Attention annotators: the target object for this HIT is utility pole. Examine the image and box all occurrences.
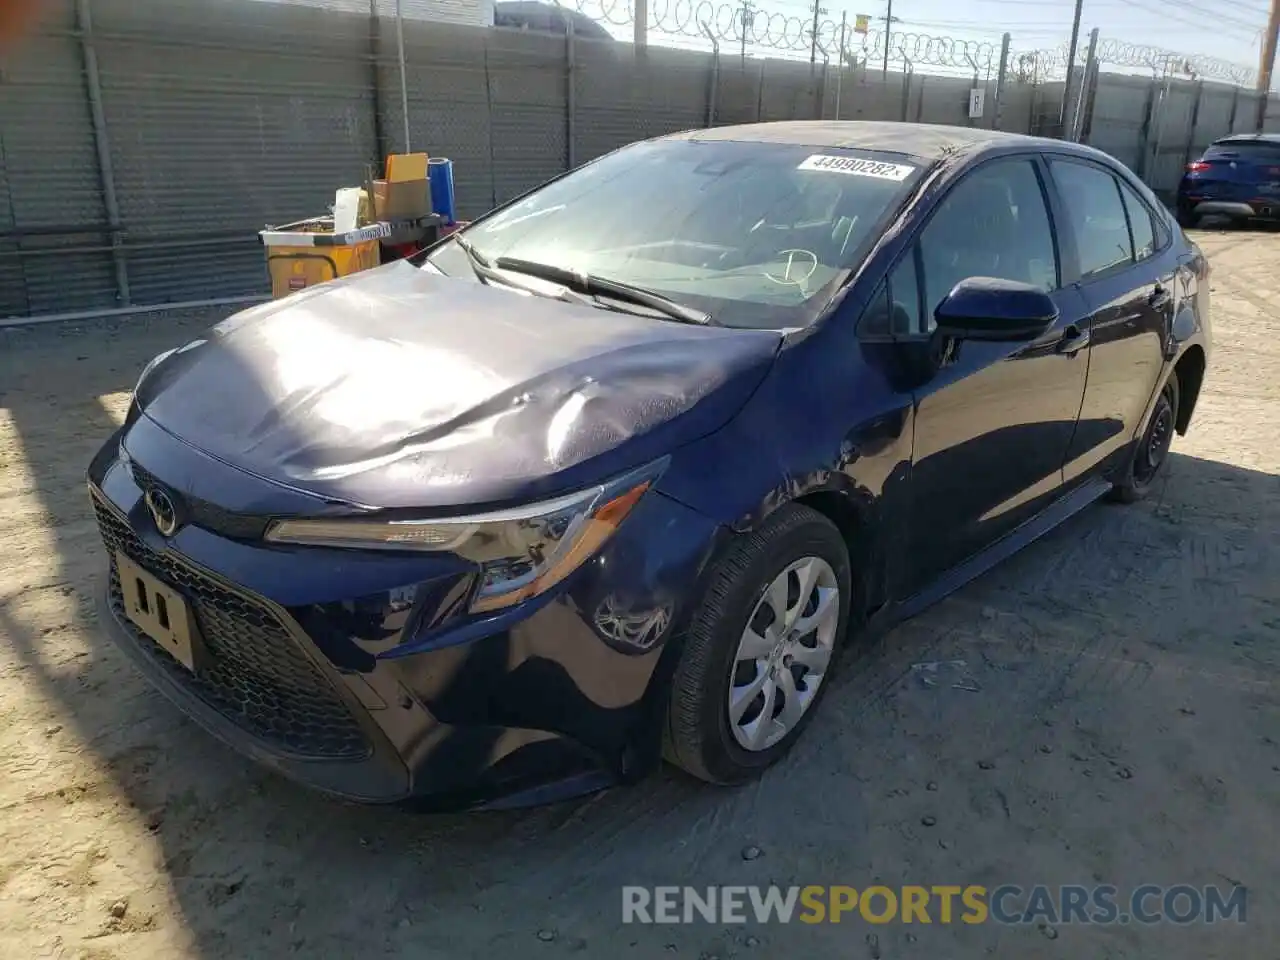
[810,0,826,65]
[882,0,894,77]
[1059,0,1085,129]
[395,0,410,151]
[739,0,756,63]
[1259,0,1279,99]
[635,0,647,47]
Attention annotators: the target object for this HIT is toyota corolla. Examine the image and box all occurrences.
[88,121,1211,809]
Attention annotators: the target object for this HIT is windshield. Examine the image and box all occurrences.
[425,138,924,329]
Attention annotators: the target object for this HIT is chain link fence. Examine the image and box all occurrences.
[1,0,1277,320]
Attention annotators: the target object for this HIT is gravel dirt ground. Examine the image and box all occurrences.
[1,228,1278,960]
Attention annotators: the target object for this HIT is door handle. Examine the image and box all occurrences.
[1057,325,1090,356]
[1149,285,1172,310]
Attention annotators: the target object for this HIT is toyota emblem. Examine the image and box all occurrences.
[145,487,180,537]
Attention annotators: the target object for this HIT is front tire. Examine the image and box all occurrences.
[664,504,852,785]
[1110,376,1179,504]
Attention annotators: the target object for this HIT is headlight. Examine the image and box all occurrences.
[264,460,665,613]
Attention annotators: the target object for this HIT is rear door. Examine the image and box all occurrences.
[1046,157,1175,482]
[1184,138,1280,210]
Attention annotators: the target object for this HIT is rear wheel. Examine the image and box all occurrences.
[1176,204,1200,229]
[1110,376,1179,504]
[664,504,852,785]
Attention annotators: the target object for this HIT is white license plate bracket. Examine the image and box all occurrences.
[115,552,203,673]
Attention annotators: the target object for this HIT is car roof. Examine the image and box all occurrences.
[1211,133,1280,145]
[660,121,1064,162]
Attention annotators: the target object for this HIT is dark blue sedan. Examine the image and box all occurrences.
[89,122,1211,808]
[1178,133,1280,227]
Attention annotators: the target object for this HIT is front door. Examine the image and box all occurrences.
[900,156,1091,592]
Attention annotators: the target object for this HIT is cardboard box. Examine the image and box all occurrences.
[372,178,432,221]
[387,152,429,182]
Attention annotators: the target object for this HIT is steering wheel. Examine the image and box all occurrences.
[762,249,820,288]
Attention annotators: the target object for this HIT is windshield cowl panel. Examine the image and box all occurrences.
[427,139,925,330]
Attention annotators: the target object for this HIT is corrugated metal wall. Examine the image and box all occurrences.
[0,0,116,317]
[1,0,1278,320]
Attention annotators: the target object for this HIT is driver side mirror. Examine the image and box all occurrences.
[934,277,1058,342]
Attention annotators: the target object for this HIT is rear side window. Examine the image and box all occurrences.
[1049,160,1132,279]
[1118,182,1156,261]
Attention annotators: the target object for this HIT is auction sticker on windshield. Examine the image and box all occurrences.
[797,155,916,181]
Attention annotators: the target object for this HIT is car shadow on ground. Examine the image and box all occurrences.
[1,315,1278,958]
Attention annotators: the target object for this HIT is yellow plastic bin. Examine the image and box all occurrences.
[259,218,392,299]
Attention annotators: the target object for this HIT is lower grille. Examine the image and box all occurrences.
[94,495,370,762]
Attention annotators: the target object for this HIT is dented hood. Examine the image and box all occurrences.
[134,262,782,509]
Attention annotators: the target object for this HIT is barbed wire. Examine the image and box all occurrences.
[555,0,1257,86]
[557,0,1007,69]
[1095,39,1256,85]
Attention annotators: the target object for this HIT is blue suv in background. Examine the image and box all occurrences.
[1178,133,1280,227]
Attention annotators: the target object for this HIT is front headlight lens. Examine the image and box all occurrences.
[264,460,664,613]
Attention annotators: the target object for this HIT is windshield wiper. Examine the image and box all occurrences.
[452,234,497,284]
[452,236,594,307]
[492,256,713,325]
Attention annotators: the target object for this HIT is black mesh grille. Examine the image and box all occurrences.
[95,494,369,761]
[130,461,270,541]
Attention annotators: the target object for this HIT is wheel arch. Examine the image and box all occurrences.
[791,488,879,622]
[1172,344,1206,435]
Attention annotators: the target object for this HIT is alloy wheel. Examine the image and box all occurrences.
[727,556,840,752]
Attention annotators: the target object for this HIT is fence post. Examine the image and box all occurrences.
[483,46,497,208]
[899,63,912,121]
[566,18,577,169]
[368,0,389,164]
[1078,52,1100,144]
[756,58,765,121]
[816,55,828,119]
[1135,78,1157,182]
[74,0,130,307]
[993,33,1010,130]
[834,13,848,120]
[1069,28,1098,141]
[1227,84,1240,134]
[700,21,719,127]
[1181,79,1205,172]
[394,0,410,150]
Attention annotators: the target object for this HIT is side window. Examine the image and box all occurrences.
[1049,160,1134,278]
[888,251,924,335]
[918,159,1058,326]
[858,253,924,337]
[1118,181,1156,261]
[859,283,892,337]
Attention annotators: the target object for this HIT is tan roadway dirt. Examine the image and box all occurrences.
[1,227,1277,958]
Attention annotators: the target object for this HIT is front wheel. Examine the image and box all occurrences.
[1110,376,1179,504]
[664,504,852,785]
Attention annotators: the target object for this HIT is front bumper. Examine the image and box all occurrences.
[88,424,725,808]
